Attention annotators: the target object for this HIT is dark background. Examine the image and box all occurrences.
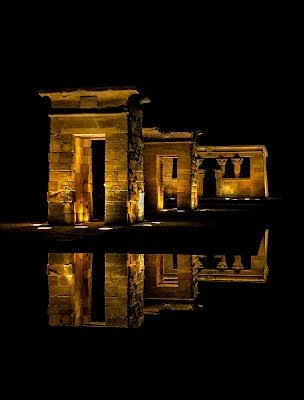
[2,3,297,221]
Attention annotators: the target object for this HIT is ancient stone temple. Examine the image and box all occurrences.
[40,86,269,225]
[39,86,145,225]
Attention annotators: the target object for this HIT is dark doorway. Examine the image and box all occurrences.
[203,169,216,197]
[91,252,105,322]
[202,158,217,198]
[92,140,105,220]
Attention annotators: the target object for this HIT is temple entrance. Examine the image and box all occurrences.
[92,140,105,220]
[157,156,178,210]
[40,87,144,225]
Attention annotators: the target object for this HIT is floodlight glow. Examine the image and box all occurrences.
[98,227,113,230]
[74,225,88,229]
[177,210,185,212]
[143,223,153,226]
[152,221,161,224]
[160,209,168,212]
[37,226,52,230]
[225,198,230,200]
[32,223,42,227]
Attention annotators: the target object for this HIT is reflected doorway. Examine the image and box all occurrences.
[91,252,105,323]
[92,140,105,220]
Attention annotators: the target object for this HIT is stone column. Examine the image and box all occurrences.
[104,127,129,225]
[156,156,164,210]
[198,169,206,198]
[214,169,223,197]
[231,156,243,178]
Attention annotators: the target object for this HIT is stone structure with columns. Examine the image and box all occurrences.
[197,145,268,199]
[39,87,269,225]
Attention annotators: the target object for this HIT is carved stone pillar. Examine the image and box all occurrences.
[216,157,228,175]
[231,156,243,178]
[198,169,206,198]
[214,169,223,197]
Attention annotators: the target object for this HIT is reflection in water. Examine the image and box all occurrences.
[47,229,269,328]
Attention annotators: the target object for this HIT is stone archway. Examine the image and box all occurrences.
[39,87,145,225]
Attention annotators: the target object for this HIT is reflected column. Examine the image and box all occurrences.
[105,254,144,328]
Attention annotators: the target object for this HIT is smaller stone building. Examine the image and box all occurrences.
[143,129,268,212]
[143,127,199,211]
[197,145,268,199]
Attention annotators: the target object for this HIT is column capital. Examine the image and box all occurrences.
[231,157,244,165]
[216,157,228,175]
[216,157,228,166]
[231,156,243,178]
[197,159,204,168]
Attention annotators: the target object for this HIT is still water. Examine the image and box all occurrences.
[6,216,288,330]
[1,205,296,331]
[46,229,268,328]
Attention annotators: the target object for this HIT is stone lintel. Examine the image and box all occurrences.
[39,87,140,110]
[198,145,268,158]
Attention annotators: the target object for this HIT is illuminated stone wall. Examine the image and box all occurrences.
[105,253,144,328]
[144,254,195,300]
[143,128,197,210]
[47,253,93,326]
[197,145,268,198]
[40,87,144,225]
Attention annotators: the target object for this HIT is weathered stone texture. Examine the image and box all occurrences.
[143,141,193,210]
[105,253,144,328]
[47,253,93,326]
[197,145,268,198]
[41,87,144,225]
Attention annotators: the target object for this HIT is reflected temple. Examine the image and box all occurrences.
[47,230,268,328]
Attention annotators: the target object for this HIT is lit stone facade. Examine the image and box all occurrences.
[143,128,199,210]
[40,88,269,225]
[39,87,145,225]
[197,145,269,199]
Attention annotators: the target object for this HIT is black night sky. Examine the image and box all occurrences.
[2,4,297,221]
